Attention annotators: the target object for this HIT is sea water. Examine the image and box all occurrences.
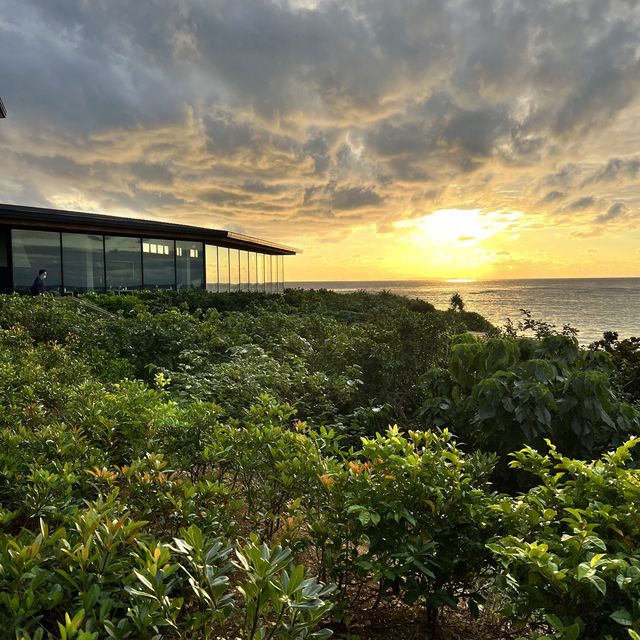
[288,278,640,345]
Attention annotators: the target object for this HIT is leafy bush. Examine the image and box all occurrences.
[420,334,640,465]
[4,290,640,638]
[307,427,498,624]
[0,512,334,639]
[488,438,640,639]
[592,332,640,405]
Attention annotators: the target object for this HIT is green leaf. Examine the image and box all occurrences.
[610,609,633,626]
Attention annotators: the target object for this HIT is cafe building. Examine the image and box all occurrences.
[0,203,298,294]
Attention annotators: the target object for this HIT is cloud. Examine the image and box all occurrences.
[540,190,565,204]
[2,0,640,250]
[595,202,628,224]
[566,196,596,211]
[540,165,579,190]
[583,157,640,185]
[331,186,383,210]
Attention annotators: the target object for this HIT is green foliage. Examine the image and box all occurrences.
[592,332,640,405]
[421,333,639,463]
[449,292,465,313]
[2,289,639,638]
[488,438,640,639]
[235,535,335,640]
[312,427,497,622]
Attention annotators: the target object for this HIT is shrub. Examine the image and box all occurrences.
[489,438,640,639]
[310,427,498,625]
[420,334,640,467]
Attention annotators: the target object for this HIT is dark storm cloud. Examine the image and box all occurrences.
[567,196,596,211]
[584,157,640,185]
[441,104,512,158]
[540,165,579,190]
[551,21,640,135]
[540,190,565,204]
[2,0,640,239]
[595,202,628,224]
[331,186,383,211]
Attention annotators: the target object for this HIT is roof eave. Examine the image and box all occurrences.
[0,203,300,255]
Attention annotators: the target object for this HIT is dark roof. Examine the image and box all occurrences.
[0,203,300,255]
[0,98,6,118]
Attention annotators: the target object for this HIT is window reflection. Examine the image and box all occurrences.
[205,244,218,292]
[62,233,105,293]
[142,238,175,289]
[176,240,204,290]
[11,229,62,293]
[239,250,249,292]
[218,247,230,292]
[257,253,265,292]
[229,248,240,292]
[247,251,258,291]
[266,255,273,293]
[106,236,142,291]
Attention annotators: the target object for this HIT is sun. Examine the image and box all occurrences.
[394,209,521,247]
[389,208,523,279]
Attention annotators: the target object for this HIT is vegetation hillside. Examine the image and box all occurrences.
[0,290,639,640]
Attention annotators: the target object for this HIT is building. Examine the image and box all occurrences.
[0,203,299,294]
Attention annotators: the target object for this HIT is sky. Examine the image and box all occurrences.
[2,0,640,281]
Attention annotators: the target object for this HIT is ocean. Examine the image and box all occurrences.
[288,278,640,345]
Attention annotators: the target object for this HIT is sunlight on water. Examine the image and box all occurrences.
[289,278,640,345]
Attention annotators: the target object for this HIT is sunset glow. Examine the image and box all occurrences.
[1,1,640,281]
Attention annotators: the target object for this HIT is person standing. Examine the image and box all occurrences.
[29,269,47,295]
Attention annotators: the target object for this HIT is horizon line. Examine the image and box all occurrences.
[287,275,640,283]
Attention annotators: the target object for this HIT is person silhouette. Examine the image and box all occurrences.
[29,269,47,295]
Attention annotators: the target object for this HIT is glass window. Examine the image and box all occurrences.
[62,233,105,293]
[239,250,249,292]
[105,236,142,291]
[176,240,203,290]
[248,252,257,292]
[218,247,230,292]
[266,255,273,294]
[257,253,265,293]
[11,229,62,293]
[205,244,218,292]
[143,238,175,289]
[275,255,281,293]
[0,228,8,268]
[229,248,240,292]
[281,255,286,292]
[273,255,279,293]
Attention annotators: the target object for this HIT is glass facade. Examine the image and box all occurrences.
[205,244,217,292]
[229,248,240,292]
[266,255,273,293]
[280,256,285,293]
[106,236,142,291]
[8,227,288,295]
[218,247,230,292]
[62,233,105,293]
[248,252,256,292]
[12,230,62,293]
[257,253,265,293]
[239,250,249,292]
[176,241,204,290]
[142,238,175,289]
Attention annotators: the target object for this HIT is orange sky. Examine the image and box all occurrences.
[2,0,640,281]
